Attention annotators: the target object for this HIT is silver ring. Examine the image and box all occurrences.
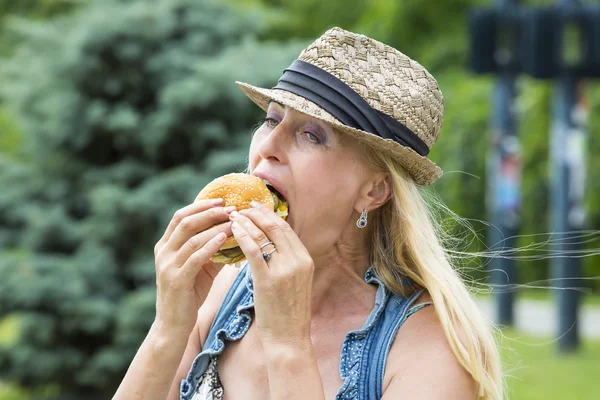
[262,247,277,261]
[260,241,275,250]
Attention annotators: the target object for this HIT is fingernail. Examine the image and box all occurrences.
[250,201,261,208]
[230,211,239,219]
[212,198,224,205]
[224,206,237,213]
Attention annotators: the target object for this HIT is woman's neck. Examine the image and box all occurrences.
[310,247,375,317]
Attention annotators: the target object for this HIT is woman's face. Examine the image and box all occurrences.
[248,101,373,258]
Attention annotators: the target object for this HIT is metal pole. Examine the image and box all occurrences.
[551,0,587,352]
[488,0,520,326]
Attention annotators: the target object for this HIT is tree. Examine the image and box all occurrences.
[0,0,78,162]
[0,0,303,397]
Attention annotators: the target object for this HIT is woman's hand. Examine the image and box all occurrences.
[153,199,236,336]
[229,202,314,347]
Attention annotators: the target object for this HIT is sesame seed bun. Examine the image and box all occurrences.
[195,173,276,264]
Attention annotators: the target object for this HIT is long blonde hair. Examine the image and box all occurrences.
[362,145,503,399]
[244,121,502,398]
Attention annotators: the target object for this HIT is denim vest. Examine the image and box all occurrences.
[180,263,426,399]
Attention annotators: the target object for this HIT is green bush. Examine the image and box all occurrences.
[0,0,302,397]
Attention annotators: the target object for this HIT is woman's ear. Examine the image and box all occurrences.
[356,172,392,212]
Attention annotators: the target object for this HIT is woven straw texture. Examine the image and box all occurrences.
[236,27,444,185]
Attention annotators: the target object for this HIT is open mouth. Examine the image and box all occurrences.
[260,179,289,220]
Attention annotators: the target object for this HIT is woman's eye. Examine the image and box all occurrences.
[303,131,321,144]
[264,117,279,128]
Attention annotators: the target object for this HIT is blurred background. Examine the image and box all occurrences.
[0,0,599,399]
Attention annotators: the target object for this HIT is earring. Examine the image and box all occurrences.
[356,208,368,229]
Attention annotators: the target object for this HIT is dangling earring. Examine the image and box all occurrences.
[356,208,368,229]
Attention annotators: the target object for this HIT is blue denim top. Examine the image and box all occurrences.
[180,263,426,399]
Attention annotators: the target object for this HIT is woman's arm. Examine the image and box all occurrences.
[112,263,242,400]
[111,200,238,400]
[381,304,478,399]
[112,321,193,400]
[263,340,326,400]
[228,205,327,399]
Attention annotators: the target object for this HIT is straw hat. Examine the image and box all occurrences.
[236,27,444,185]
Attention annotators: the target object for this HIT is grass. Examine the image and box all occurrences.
[500,328,600,400]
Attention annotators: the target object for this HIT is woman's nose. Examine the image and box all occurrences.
[256,122,290,163]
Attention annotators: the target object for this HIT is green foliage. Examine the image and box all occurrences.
[0,315,19,345]
[0,0,76,56]
[0,0,302,397]
[0,106,22,159]
[512,78,553,284]
[584,82,600,281]
[248,0,368,40]
[0,1,78,162]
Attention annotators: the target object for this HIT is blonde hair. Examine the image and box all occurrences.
[243,120,502,398]
[362,145,503,399]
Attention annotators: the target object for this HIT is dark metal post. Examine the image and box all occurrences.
[488,0,520,326]
[551,0,588,352]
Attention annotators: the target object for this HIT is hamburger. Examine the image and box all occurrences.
[195,173,289,264]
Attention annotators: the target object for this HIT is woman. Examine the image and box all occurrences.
[113,27,502,399]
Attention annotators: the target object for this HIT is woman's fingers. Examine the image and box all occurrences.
[178,232,228,284]
[238,202,294,251]
[166,205,236,251]
[230,219,269,277]
[230,210,271,244]
[230,205,315,347]
[174,221,233,267]
[155,199,224,255]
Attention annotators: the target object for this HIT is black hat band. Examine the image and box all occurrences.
[272,59,430,157]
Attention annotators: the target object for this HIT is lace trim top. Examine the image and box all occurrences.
[190,356,223,400]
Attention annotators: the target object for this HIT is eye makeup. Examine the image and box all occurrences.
[264,102,334,146]
[265,112,282,122]
[303,121,328,144]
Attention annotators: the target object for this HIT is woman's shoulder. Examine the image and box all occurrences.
[195,263,244,348]
[382,292,478,398]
